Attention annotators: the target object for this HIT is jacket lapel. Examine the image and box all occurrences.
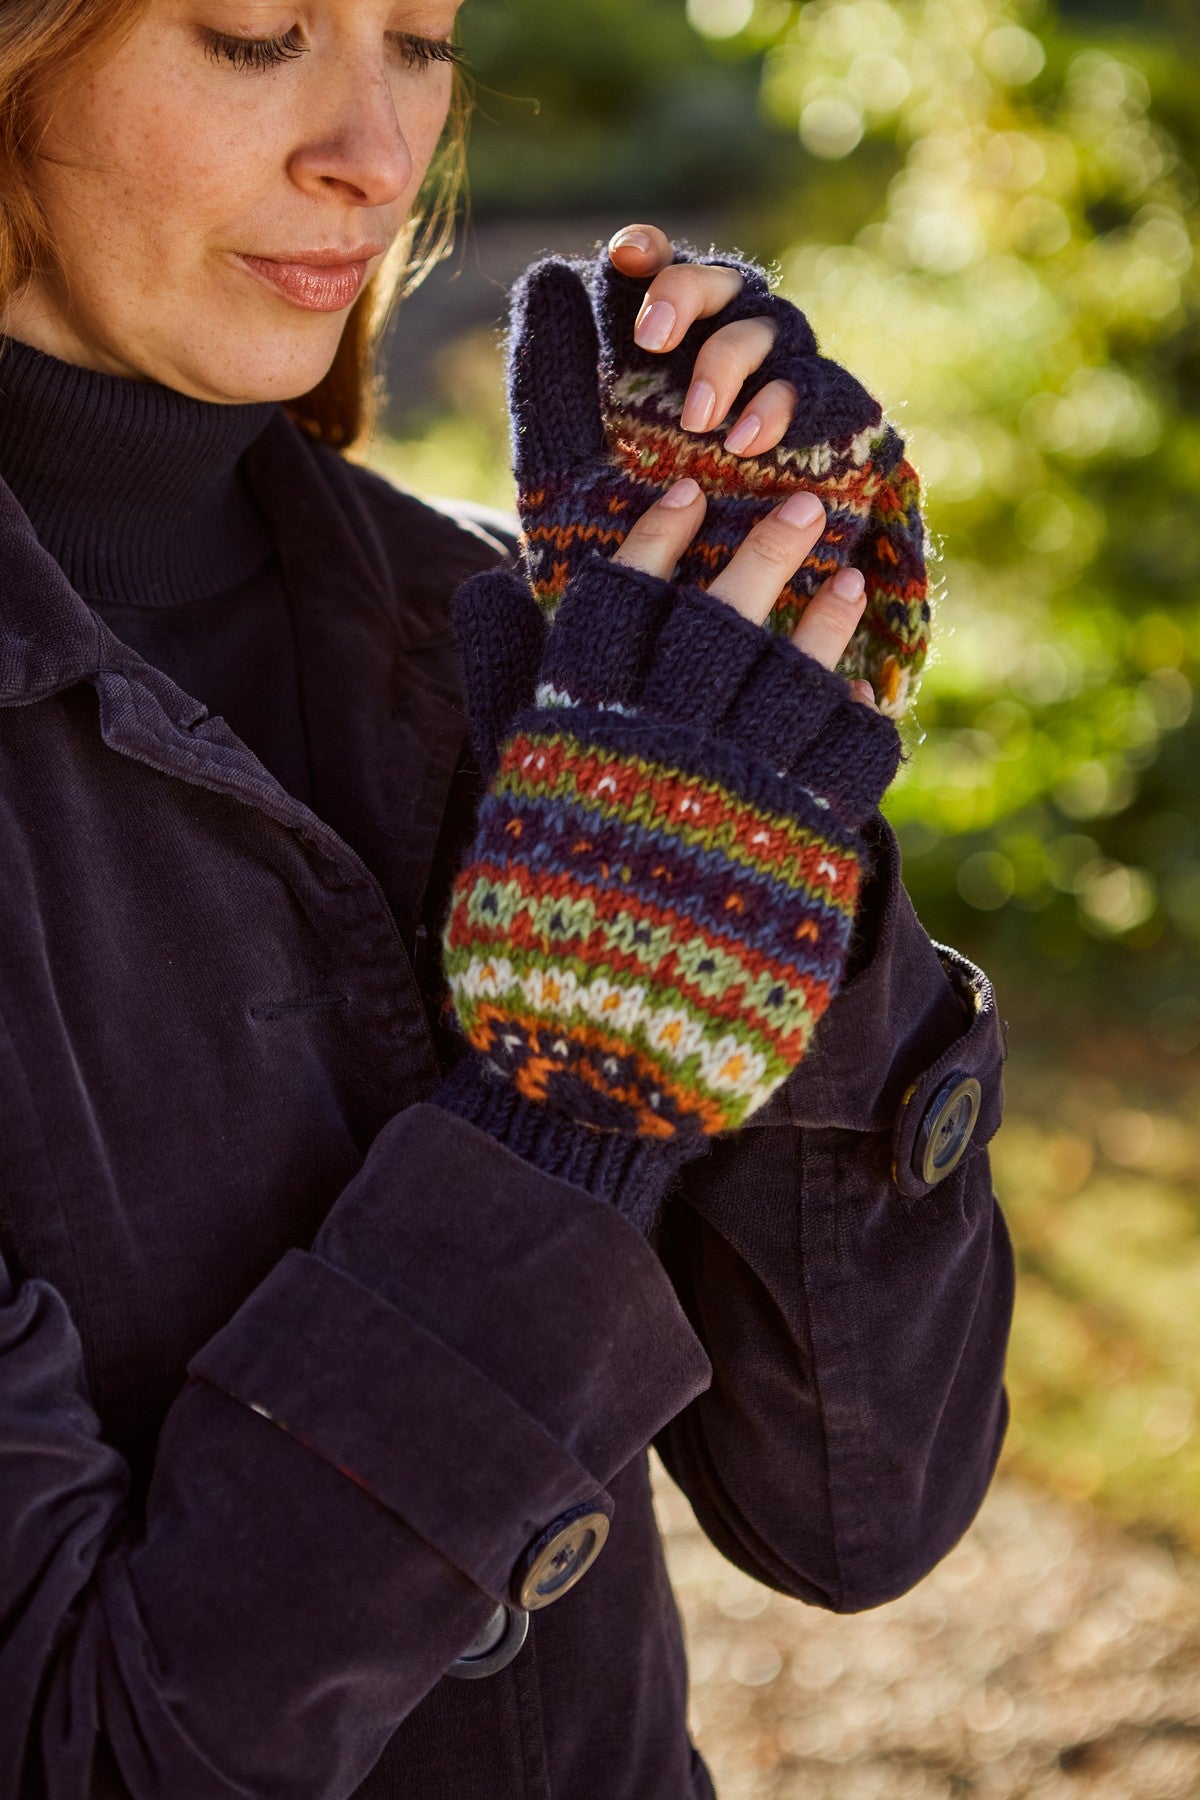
[0,414,498,950]
[241,417,496,943]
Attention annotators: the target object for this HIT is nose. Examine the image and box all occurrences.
[289,59,414,210]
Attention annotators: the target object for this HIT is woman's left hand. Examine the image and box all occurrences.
[608,221,797,456]
[607,222,876,709]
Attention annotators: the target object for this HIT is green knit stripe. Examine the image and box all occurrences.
[495,733,858,907]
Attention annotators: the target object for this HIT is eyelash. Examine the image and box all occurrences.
[200,26,464,74]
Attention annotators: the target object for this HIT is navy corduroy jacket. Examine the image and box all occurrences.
[0,410,1014,1799]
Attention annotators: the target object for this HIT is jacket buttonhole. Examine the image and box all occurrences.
[249,992,350,1023]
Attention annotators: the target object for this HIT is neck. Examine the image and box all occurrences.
[0,334,280,607]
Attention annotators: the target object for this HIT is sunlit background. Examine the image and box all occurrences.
[367,1,1200,1788]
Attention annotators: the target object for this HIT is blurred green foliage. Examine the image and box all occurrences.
[992,1032,1200,1549]
[454,0,793,217]
[730,0,1200,1040]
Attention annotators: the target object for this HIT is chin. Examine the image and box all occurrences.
[176,326,344,408]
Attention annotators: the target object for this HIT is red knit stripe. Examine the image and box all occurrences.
[497,734,860,901]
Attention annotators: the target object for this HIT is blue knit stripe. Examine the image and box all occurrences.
[468,790,855,974]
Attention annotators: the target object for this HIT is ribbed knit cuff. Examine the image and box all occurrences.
[432,1056,701,1234]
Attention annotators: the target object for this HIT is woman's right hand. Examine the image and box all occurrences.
[612,473,877,708]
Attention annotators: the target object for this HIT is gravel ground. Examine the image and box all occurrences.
[653,1464,1200,1799]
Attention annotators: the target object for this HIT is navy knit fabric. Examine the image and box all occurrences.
[0,336,313,803]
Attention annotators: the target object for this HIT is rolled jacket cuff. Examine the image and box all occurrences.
[192,1104,712,1600]
[189,1249,599,1602]
[784,819,1005,1138]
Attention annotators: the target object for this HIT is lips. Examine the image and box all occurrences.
[234,248,384,313]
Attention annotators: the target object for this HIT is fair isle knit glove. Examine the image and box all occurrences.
[508,244,930,718]
[436,553,902,1232]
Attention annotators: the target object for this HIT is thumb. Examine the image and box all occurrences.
[452,563,547,783]
[507,258,605,487]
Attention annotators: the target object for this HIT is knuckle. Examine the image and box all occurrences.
[733,315,780,351]
[626,522,672,547]
[819,587,865,621]
[747,524,802,569]
[761,377,797,410]
[698,319,775,373]
[695,333,757,384]
[627,516,674,544]
[724,319,779,362]
[626,506,690,547]
[648,266,700,308]
[705,265,748,307]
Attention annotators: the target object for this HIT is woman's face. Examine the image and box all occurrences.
[4,0,462,402]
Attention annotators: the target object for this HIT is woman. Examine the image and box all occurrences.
[0,3,1013,1797]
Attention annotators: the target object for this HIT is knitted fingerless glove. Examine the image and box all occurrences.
[509,244,930,718]
[440,555,901,1189]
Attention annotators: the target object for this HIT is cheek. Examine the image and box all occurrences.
[38,61,269,278]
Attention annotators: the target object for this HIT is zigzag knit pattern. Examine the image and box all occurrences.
[444,556,902,1141]
[508,246,930,718]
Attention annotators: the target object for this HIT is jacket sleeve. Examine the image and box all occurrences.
[0,1104,709,1799]
[653,817,1014,1613]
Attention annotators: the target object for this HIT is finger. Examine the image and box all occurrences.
[790,567,868,672]
[707,492,827,627]
[631,263,746,355]
[508,259,604,481]
[722,379,800,457]
[607,222,676,279]
[611,477,708,581]
[849,679,877,709]
[679,317,779,433]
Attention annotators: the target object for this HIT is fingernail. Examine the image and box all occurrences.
[610,228,651,253]
[780,491,824,530]
[680,380,716,432]
[661,477,702,509]
[832,567,865,601]
[634,300,676,351]
[723,414,761,455]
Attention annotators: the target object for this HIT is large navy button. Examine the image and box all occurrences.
[446,1604,530,1680]
[913,1074,982,1185]
[513,1506,610,1611]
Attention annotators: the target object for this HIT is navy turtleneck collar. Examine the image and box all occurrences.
[0,335,281,608]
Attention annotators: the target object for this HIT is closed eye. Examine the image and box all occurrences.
[199,27,464,74]
[199,26,307,71]
[391,32,465,70]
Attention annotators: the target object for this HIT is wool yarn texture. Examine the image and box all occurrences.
[503,243,931,719]
[444,553,902,1142]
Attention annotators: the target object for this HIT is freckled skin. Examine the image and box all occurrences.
[4,1,460,402]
